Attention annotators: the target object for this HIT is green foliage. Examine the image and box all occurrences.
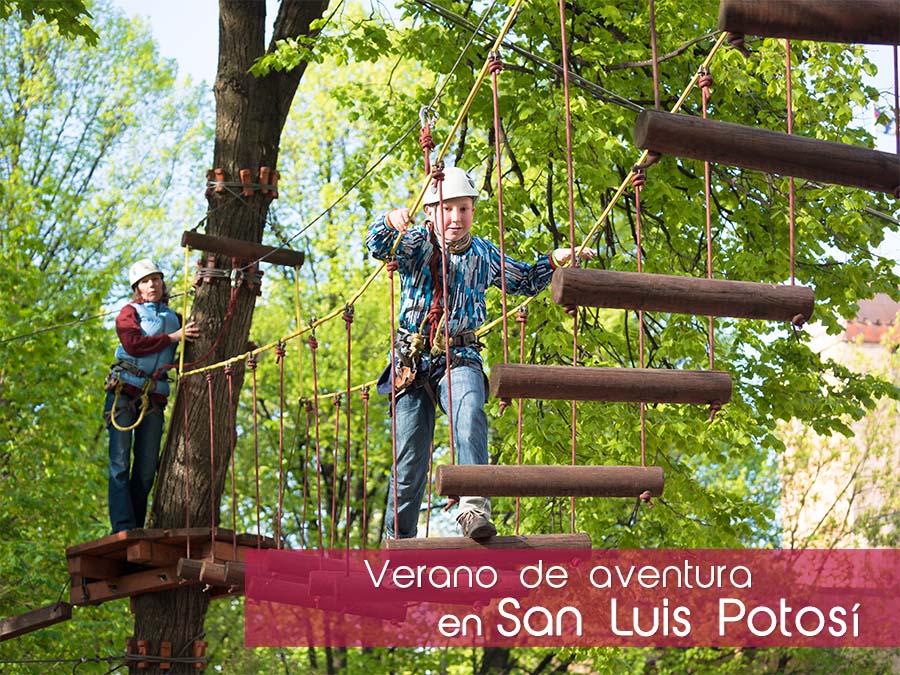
[0,1,209,668]
[0,0,97,44]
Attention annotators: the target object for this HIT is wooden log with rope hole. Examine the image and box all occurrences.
[552,267,814,325]
[634,109,900,195]
[435,465,665,499]
[181,230,304,268]
[718,0,900,46]
[490,364,733,405]
[384,533,592,551]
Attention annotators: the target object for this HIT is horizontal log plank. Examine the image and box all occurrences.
[634,110,900,195]
[489,364,733,405]
[436,465,665,498]
[552,268,814,323]
[0,603,72,642]
[182,230,304,268]
[383,533,592,550]
[719,0,900,45]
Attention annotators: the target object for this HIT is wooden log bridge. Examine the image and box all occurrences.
[634,110,900,195]
[1,603,72,642]
[719,0,900,46]
[490,364,733,406]
[435,465,664,499]
[384,533,592,551]
[181,230,305,267]
[552,267,814,324]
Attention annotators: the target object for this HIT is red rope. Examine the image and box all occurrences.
[490,52,512,364]
[420,123,436,178]
[343,307,354,551]
[700,69,716,371]
[330,394,342,549]
[387,260,400,540]
[205,372,216,554]
[225,365,237,557]
[633,173,648,469]
[275,342,286,548]
[182,378,192,557]
[786,39,796,286]
[558,0,579,533]
[301,399,312,549]
[360,387,370,550]
[425,439,435,537]
[432,164,457,467]
[308,334,324,550]
[248,355,261,548]
[894,46,899,156]
[649,0,661,110]
[514,307,527,535]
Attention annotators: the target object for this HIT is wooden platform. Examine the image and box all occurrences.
[66,527,275,606]
[383,533,592,550]
[1,603,72,642]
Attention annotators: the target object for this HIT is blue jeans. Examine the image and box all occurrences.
[105,390,165,533]
[386,363,491,538]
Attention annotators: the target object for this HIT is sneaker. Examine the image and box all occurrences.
[457,511,497,539]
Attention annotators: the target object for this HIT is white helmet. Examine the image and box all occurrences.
[129,259,163,288]
[422,166,479,205]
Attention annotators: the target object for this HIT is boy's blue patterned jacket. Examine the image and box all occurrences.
[366,214,555,367]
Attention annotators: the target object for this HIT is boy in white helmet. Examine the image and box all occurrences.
[367,166,592,539]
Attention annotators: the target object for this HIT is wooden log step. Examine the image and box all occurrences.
[490,364,733,405]
[634,110,900,195]
[552,268,814,324]
[1,602,72,642]
[384,533,592,550]
[177,559,245,589]
[182,230,304,268]
[435,465,664,499]
[719,0,900,46]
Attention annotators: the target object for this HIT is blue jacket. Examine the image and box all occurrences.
[114,301,179,396]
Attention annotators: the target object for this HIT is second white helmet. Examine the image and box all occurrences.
[129,259,163,288]
[422,166,479,206]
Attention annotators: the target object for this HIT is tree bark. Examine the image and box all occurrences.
[131,1,328,672]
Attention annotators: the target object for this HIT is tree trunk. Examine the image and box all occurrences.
[131,1,328,672]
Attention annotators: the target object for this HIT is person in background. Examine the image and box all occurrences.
[366,167,594,540]
[104,259,199,533]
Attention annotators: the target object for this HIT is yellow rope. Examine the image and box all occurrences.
[108,380,152,432]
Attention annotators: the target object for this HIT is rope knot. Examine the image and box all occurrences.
[431,161,445,186]
[488,52,504,74]
[308,335,318,351]
[360,386,370,402]
[726,31,750,56]
[247,354,258,370]
[697,68,714,92]
[516,307,528,324]
[631,168,647,191]
[791,313,807,328]
[708,401,722,422]
[275,342,286,361]
[333,394,342,408]
[204,372,214,384]
[386,259,399,273]
[640,490,654,508]
[224,364,233,378]
[498,397,511,415]
[343,305,355,325]
[418,126,435,152]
